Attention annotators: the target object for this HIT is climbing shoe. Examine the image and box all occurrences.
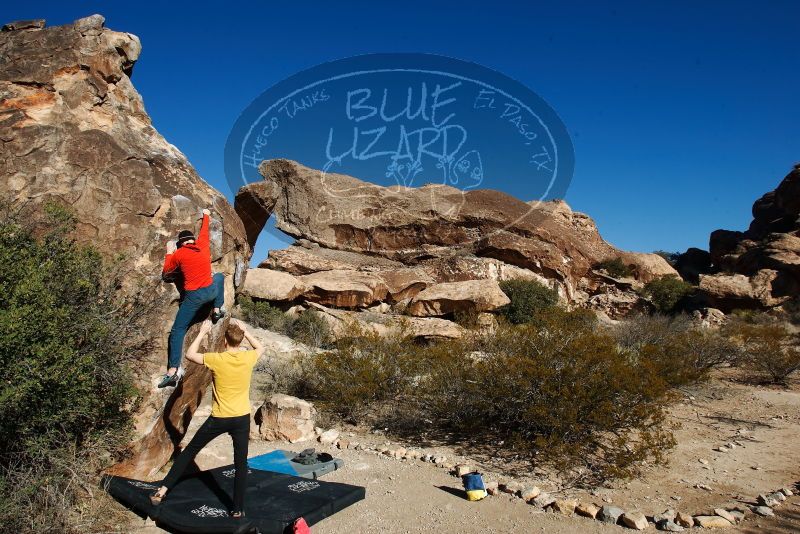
[211,308,226,324]
[157,367,185,389]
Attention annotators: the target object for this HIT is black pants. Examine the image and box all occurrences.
[162,414,250,513]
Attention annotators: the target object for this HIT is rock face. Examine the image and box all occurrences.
[255,394,316,443]
[407,279,510,316]
[235,159,677,318]
[0,16,250,478]
[241,268,306,301]
[696,165,800,312]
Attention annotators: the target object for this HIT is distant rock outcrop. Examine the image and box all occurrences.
[235,159,677,318]
[697,165,800,311]
[0,16,250,478]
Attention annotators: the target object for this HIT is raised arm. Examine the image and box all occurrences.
[195,209,211,249]
[235,319,264,358]
[186,319,213,365]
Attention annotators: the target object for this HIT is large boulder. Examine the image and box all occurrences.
[255,394,316,443]
[700,165,800,311]
[307,302,465,340]
[407,279,511,317]
[0,16,250,479]
[241,268,307,301]
[235,159,676,314]
[298,269,389,308]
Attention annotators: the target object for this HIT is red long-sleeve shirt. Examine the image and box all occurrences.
[162,214,213,291]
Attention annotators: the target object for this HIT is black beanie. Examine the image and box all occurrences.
[177,230,195,245]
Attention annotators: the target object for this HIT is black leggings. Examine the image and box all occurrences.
[161,414,250,513]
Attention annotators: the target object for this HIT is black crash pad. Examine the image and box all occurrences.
[102,464,365,533]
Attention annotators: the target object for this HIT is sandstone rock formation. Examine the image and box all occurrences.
[235,159,677,318]
[694,165,800,312]
[407,279,510,316]
[0,16,250,478]
[241,268,306,301]
[255,394,317,443]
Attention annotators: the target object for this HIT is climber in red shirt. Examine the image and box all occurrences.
[159,208,226,388]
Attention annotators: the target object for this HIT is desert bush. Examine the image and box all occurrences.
[641,275,694,313]
[420,308,675,482]
[498,278,559,324]
[724,319,800,385]
[286,311,330,347]
[596,257,633,278]
[297,323,421,420]
[237,297,330,347]
[613,314,735,386]
[0,202,151,532]
[299,307,680,483]
[237,296,290,332]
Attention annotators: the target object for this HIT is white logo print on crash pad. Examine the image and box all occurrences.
[191,505,229,518]
[288,481,320,493]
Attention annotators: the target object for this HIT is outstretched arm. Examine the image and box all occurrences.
[186,319,213,365]
[196,209,211,249]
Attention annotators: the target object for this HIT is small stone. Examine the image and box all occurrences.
[621,511,649,530]
[432,455,447,465]
[675,512,694,528]
[694,515,732,528]
[655,519,684,532]
[780,487,794,497]
[698,459,709,465]
[318,429,340,445]
[714,446,729,453]
[405,449,422,460]
[757,493,780,507]
[337,439,350,450]
[520,486,541,502]
[713,509,736,523]
[599,505,625,524]
[454,464,473,477]
[575,502,601,519]
[653,509,676,523]
[771,491,787,502]
[499,481,522,496]
[728,510,745,522]
[551,499,577,516]
[695,483,713,491]
[485,481,500,496]
[532,493,555,508]
[392,447,407,459]
[753,505,774,517]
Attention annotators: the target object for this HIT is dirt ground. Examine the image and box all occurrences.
[127,369,800,533]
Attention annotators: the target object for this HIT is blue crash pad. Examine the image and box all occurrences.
[248,450,343,479]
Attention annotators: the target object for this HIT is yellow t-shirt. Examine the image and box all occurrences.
[203,349,259,418]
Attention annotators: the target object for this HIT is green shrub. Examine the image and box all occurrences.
[614,314,735,387]
[238,296,290,332]
[724,319,800,385]
[287,311,330,347]
[420,309,675,482]
[641,276,694,313]
[298,308,680,483]
[498,279,559,324]
[0,202,150,532]
[297,323,421,420]
[596,257,633,278]
[237,297,330,347]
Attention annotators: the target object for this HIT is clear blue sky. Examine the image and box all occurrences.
[7,1,799,262]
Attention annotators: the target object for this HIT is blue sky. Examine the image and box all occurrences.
[6,1,798,263]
